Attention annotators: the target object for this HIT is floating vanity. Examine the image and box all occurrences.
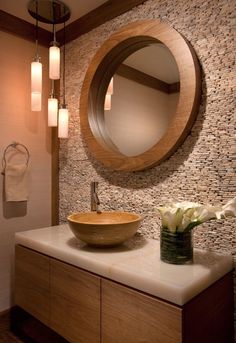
[14,225,234,343]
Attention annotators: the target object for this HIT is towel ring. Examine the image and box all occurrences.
[2,142,30,175]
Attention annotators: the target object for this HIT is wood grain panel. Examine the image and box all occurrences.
[50,259,100,343]
[102,279,182,343]
[14,246,233,343]
[14,246,50,326]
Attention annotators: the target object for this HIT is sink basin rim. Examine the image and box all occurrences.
[67,211,143,226]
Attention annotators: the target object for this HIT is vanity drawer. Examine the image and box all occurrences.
[15,245,50,326]
[50,259,100,343]
[102,279,182,343]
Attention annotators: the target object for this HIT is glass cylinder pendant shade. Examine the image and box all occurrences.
[48,97,58,126]
[31,60,42,93]
[31,92,41,111]
[31,59,42,111]
[104,94,111,110]
[58,107,69,138]
[49,45,60,79]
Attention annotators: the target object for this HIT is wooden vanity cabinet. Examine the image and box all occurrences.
[15,245,50,326]
[14,245,234,343]
[50,259,100,343]
[102,279,182,343]
[101,274,234,343]
[15,246,100,343]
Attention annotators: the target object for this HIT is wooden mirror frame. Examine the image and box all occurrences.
[80,20,201,172]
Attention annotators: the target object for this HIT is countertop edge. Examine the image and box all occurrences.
[15,225,234,306]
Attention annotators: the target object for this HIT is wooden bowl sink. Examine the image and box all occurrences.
[67,211,142,247]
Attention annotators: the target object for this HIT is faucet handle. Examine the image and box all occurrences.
[91,181,98,191]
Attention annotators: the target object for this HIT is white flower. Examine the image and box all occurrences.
[157,197,236,232]
[157,207,179,232]
[215,198,236,219]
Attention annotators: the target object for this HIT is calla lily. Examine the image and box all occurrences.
[216,198,236,219]
[157,197,236,232]
[157,207,178,232]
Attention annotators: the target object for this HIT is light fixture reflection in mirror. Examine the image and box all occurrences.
[104,78,114,110]
[104,44,180,157]
[107,77,113,95]
[104,94,112,110]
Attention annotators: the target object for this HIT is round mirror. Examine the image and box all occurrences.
[80,20,201,171]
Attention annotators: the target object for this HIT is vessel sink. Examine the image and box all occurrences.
[67,211,142,247]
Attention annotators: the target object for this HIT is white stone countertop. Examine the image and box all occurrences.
[15,224,233,306]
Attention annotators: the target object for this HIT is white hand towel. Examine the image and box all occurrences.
[4,163,29,202]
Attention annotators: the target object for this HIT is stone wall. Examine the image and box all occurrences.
[59,0,236,332]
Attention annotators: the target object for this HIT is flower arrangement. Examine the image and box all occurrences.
[157,197,236,233]
[157,197,236,264]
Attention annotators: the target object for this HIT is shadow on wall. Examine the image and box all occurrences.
[1,175,27,218]
[82,75,206,190]
[2,196,27,219]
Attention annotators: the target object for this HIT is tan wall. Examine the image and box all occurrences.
[0,31,52,311]
[105,75,179,156]
[58,0,235,333]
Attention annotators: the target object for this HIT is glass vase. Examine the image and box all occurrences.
[160,227,193,264]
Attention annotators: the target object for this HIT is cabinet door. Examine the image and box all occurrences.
[102,279,182,343]
[50,259,100,343]
[15,245,50,326]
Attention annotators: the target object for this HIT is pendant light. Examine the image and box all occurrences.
[31,0,42,111]
[49,23,60,80]
[48,80,58,126]
[28,0,71,120]
[31,92,42,111]
[58,21,69,138]
[48,3,59,126]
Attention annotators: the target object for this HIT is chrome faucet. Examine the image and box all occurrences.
[90,181,101,213]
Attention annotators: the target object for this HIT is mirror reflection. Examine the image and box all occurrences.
[103,44,180,157]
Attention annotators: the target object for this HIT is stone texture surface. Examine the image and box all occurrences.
[59,0,236,334]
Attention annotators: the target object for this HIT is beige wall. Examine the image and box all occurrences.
[0,31,52,311]
[105,75,179,156]
[59,0,235,332]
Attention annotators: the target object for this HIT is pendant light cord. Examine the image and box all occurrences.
[53,23,56,42]
[51,79,55,97]
[35,0,39,58]
[62,21,66,106]
[52,2,57,43]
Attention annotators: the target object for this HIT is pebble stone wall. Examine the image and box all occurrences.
[59,0,236,333]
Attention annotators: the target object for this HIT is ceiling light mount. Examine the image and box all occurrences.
[28,0,71,24]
